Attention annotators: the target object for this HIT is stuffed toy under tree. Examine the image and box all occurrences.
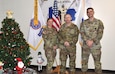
[0,10,32,70]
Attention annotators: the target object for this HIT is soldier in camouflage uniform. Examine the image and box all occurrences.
[58,14,79,74]
[80,8,104,74]
[42,18,58,74]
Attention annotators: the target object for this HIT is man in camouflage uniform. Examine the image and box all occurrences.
[58,14,79,74]
[42,18,58,74]
[80,7,104,74]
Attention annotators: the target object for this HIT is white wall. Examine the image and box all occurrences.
[91,0,115,71]
[0,0,115,71]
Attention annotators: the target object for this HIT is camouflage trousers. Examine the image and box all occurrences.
[44,47,56,70]
[59,44,76,72]
[81,46,102,73]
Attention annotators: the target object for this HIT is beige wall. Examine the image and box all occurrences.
[91,0,115,70]
[0,0,115,70]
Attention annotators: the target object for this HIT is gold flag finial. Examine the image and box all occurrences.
[34,0,38,25]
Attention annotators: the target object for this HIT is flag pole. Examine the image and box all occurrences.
[34,0,38,25]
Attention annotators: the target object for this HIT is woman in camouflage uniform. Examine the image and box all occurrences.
[42,18,58,74]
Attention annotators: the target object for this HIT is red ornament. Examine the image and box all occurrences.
[28,62,31,65]
[13,32,17,34]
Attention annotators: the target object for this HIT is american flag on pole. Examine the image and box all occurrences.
[49,0,61,31]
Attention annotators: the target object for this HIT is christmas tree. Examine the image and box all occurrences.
[0,11,32,70]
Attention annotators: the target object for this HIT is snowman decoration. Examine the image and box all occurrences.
[37,52,44,71]
[14,58,24,74]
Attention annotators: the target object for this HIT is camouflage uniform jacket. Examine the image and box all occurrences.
[80,18,104,48]
[58,23,79,46]
[42,26,58,48]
